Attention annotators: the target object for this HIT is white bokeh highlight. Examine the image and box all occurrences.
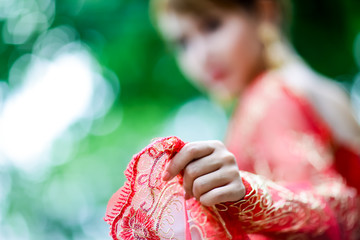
[0,44,118,173]
[162,97,228,142]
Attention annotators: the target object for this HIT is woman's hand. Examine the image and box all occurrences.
[163,140,246,206]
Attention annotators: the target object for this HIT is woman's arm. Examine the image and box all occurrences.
[216,171,359,239]
[222,79,360,238]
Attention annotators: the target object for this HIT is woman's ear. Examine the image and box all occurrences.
[255,0,281,24]
[256,0,289,70]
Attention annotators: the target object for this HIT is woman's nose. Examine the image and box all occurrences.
[191,37,212,68]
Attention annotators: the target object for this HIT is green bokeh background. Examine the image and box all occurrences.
[0,0,359,239]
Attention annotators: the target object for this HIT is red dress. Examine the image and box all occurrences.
[225,73,360,239]
[104,73,360,239]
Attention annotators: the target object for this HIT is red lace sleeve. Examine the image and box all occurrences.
[216,171,360,239]
[104,136,249,240]
[104,137,187,240]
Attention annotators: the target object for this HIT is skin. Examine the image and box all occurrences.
[163,140,245,206]
[158,7,266,101]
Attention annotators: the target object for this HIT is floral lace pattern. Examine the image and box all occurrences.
[104,137,246,240]
[104,137,187,240]
[104,134,360,239]
[119,208,160,240]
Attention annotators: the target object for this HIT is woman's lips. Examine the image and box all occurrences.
[209,69,228,82]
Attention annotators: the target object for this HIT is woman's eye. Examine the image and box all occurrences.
[202,17,222,33]
[178,37,188,49]
[171,36,188,52]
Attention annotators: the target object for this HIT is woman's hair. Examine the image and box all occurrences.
[151,0,255,16]
[150,0,291,33]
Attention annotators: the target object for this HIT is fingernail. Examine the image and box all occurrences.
[163,172,170,181]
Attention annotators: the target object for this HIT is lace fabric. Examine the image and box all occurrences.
[104,136,248,240]
[104,134,360,240]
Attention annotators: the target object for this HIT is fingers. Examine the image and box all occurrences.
[182,155,221,199]
[199,181,246,206]
[163,141,215,181]
[190,165,243,203]
[162,139,245,206]
[183,151,238,198]
[190,166,237,199]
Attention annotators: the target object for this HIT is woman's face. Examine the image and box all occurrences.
[158,8,266,99]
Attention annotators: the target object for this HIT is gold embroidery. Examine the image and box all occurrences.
[216,171,330,236]
[186,200,233,239]
[211,206,232,239]
[224,74,360,238]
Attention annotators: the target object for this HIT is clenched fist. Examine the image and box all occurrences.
[163,140,246,206]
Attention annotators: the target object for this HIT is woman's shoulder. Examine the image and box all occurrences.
[279,62,360,148]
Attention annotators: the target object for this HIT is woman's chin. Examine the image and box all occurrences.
[208,87,238,107]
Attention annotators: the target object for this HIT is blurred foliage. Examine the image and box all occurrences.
[291,0,360,80]
[0,0,359,239]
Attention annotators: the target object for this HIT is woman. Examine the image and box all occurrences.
[105,0,360,239]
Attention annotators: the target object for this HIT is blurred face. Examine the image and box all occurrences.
[158,8,266,100]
